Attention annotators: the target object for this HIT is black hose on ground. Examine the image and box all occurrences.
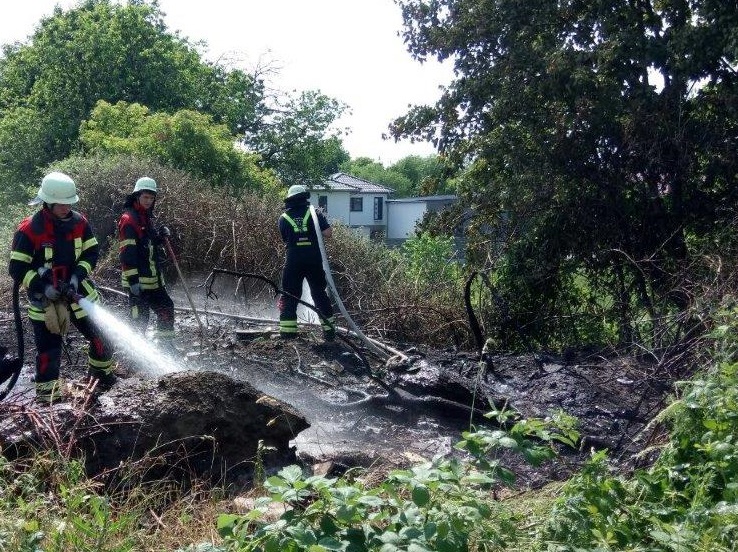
[0,279,25,401]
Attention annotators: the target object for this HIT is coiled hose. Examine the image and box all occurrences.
[0,279,25,401]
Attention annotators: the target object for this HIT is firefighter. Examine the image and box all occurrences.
[278,184,335,340]
[118,177,175,346]
[8,172,115,402]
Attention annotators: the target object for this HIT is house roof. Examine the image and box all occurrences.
[386,195,457,203]
[314,172,394,194]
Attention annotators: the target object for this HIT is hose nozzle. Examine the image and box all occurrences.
[57,282,82,303]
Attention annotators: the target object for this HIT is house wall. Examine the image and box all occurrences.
[313,191,388,229]
[312,191,351,223]
[386,202,427,239]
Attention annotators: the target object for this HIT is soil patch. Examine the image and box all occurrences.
[0,282,672,489]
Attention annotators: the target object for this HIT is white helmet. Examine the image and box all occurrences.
[29,172,79,206]
[286,184,309,199]
[134,177,157,193]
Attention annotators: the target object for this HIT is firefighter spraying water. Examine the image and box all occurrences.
[8,172,115,403]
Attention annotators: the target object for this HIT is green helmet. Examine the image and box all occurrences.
[134,177,157,193]
[286,184,309,199]
[29,172,79,206]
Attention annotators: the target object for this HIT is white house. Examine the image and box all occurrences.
[385,195,458,242]
[310,173,394,238]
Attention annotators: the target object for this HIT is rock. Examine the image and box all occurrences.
[0,370,309,486]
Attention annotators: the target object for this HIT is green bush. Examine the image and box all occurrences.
[542,302,738,551]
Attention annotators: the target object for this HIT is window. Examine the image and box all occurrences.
[318,195,328,213]
[350,197,363,212]
[373,197,384,221]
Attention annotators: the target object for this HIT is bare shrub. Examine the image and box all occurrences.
[327,225,469,347]
[55,154,285,288]
[5,154,470,347]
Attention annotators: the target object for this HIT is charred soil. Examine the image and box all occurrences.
[0,283,675,490]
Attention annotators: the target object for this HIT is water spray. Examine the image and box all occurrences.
[55,278,179,378]
[75,296,180,377]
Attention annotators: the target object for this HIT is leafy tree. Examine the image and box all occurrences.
[0,0,347,190]
[80,100,278,192]
[0,1,219,169]
[391,154,453,196]
[243,90,350,186]
[339,154,452,197]
[392,0,738,347]
[340,157,412,195]
[0,107,47,201]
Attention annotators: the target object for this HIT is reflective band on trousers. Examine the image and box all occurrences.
[279,320,298,333]
[36,379,62,402]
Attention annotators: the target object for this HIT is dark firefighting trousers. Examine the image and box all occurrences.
[31,312,113,385]
[129,287,175,340]
[279,255,334,337]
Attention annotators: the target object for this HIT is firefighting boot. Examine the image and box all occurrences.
[87,368,117,391]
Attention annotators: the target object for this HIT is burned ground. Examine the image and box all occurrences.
[0,280,675,491]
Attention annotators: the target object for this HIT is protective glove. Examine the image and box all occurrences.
[37,267,52,280]
[130,283,142,297]
[44,284,61,301]
[69,274,79,293]
[158,226,171,239]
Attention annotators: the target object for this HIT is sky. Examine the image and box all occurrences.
[0,0,455,165]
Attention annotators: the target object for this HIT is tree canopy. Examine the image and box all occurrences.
[392,0,738,347]
[80,100,278,192]
[0,0,347,192]
[340,155,452,197]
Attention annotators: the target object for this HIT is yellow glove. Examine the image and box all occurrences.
[44,302,70,335]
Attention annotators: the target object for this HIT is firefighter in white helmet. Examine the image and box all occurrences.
[118,176,175,347]
[277,184,335,340]
[8,172,115,402]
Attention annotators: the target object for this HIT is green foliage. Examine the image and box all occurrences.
[542,303,738,550]
[0,452,141,551]
[0,0,348,189]
[339,155,452,198]
[340,157,413,196]
[79,100,278,191]
[399,231,461,292]
[392,0,738,351]
[0,107,48,197]
[207,413,582,551]
[0,0,217,172]
[246,90,350,186]
[457,407,580,477]
[215,455,505,551]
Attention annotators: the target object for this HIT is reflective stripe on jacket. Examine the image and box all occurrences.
[118,204,164,290]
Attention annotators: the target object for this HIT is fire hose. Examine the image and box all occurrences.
[162,235,205,338]
[308,205,390,360]
[0,280,25,401]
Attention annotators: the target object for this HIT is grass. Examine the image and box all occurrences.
[0,449,226,552]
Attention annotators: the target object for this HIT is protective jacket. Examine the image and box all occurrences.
[9,208,100,320]
[117,199,174,340]
[279,203,330,257]
[118,202,165,291]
